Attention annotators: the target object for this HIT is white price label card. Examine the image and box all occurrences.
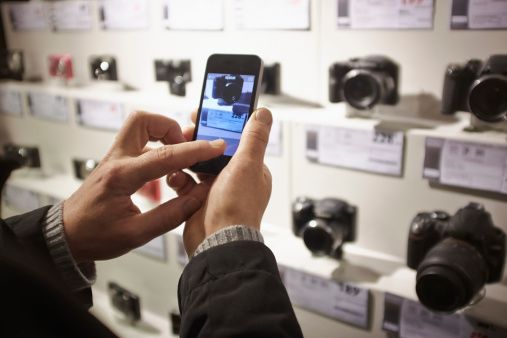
[135,236,166,261]
[337,0,434,29]
[451,0,507,30]
[100,0,149,30]
[51,1,92,31]
[8,3,47,31]
[306,125,404,176]
[3,185,40,212]
[384,293,507,338]
[0,89,23,116]
[266,120,283,157]
[77,99,124,131]
[279,265,369,328]
[423,137,507,194]
[162,0,223,30]
[29,92,68,122]
[399,297,462,338]
[233,0,310,30]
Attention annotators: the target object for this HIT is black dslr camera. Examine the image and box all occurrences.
[212,74,244,105]
[329,56,399,110]
[407,202,506,313]
[442,55,507,123]
[292,197,356,259]
[154,59,191,96]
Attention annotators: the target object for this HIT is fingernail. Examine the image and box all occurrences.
[183,197,201,216]
[209,139,226,148]
[255,108,272,126]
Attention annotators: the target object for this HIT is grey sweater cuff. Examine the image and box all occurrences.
[42,202,96,291]
[191,225,264,259]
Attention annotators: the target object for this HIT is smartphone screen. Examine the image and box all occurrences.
[191,54,263,175]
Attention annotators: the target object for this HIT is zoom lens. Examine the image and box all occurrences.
[302,219,344,257]
[469,75,507,123]
[343,71,381,110]
[416,238,487,313]
[221,82,242,105]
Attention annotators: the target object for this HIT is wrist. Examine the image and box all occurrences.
[191,225,264,259]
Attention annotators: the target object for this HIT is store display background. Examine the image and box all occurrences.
[1,1,506,337]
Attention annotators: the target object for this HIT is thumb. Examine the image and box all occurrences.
[234,108,273,163]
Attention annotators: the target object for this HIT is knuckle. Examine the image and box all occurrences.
[101,162,125,189]
[156,145,175,161]
[246,127,270,147]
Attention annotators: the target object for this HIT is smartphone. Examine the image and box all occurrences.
[191,54,264,175]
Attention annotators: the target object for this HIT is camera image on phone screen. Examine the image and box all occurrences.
[195,73,256,156]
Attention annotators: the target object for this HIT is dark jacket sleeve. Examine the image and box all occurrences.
[178,240,303,338]
[1,213,117,337]
[2,207,93,307]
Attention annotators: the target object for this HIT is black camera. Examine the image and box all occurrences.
[154,59,191,96]
[407,203,506,313]
[442,55,507,123]
[90,55,118,81]
[329,56,399,110]
[292,197,356,259]
[0,50,24,81]
[212,74,244,105]
[108,282,141,323]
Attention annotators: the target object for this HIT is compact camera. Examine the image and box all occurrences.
[90,55,118,81]
[0,50,24,81]
[212,74,244,105]
[154,59,191,96]
[292,197,356,259]
[108,282,141,323]
[329,56,399,110]
[48,54,73,80]
[407,202,506,313]
[442,55,507,123]
[3,143,41,168]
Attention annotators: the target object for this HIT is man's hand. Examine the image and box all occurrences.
[168,108,273,256]
[63,111,226,263]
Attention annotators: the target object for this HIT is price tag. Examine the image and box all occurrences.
[400,297,461,338]
[279,265,370,328]
[77,99,124,131]
[29,92,68,122]
[8,3,47,31]
[50,1,92,31]
[206,109,246,132]
[99,0,149,30]
[306,125,405,176]
[423,137,507,194]
[266,120,283,157]
[0,89,23,116]
[233,0,310,30]
[451,0,507,30]
[162,0,223,30]
[337,0,434,29]
[135,236,167,261]
[3,185,40,212]
[384,293,507,338]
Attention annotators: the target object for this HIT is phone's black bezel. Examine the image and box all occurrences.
[190,54,263,176]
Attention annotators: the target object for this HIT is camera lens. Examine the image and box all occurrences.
[343,71,381,110]
[221,82,242,105]
[302,219,344,256]
[416,238,487,313]
[469,75,507,123]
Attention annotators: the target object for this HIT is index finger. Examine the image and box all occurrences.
[112,110,187,157]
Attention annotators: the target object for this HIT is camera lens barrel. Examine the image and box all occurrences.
[416,238,488,313]
[342,70,383,110]
[302,219,345,257]
[468,75,507,123]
